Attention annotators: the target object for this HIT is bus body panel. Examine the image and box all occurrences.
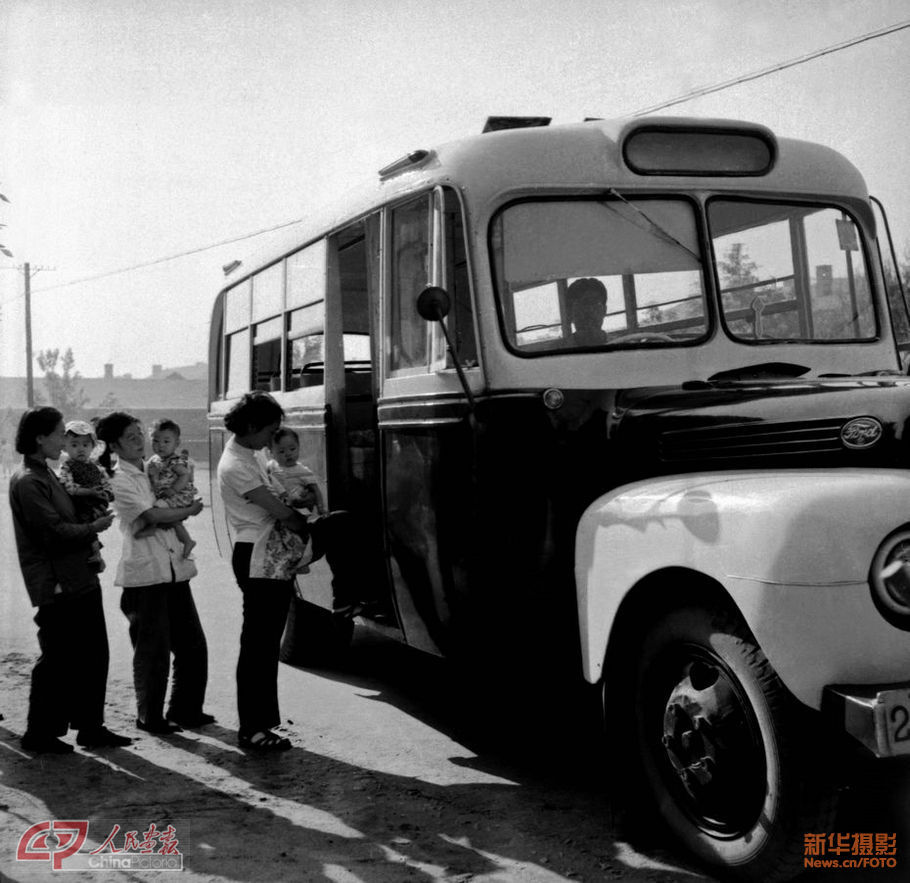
[575,469,910,706]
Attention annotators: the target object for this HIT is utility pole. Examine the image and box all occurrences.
[24,262,33,406]
[19,263,55,408]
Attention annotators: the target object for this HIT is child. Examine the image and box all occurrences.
[57,419,113,570]
[145,418,198,559]
[266,427,327,517]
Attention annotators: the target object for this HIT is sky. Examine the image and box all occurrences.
[2,0,910,379]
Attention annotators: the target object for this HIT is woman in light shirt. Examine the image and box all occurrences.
[96,411,212,735]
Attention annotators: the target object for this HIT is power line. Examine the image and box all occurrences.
[628,18,910,116]
[5,19,909,304]
[26,215,307,295]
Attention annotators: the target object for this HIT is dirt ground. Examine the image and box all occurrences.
[1,469,907,882]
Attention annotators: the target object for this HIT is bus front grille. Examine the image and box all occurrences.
[658,418,846,462]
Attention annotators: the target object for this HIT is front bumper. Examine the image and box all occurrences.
[824,684,910,758]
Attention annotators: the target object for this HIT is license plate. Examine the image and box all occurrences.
[874,689,910,757]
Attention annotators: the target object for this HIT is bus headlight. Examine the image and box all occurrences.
[870,528,910,630]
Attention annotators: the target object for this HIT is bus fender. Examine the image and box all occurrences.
[575,469,910,708]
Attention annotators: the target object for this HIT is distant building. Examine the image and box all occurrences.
[0,363,210,464]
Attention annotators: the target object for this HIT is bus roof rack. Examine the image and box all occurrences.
[482,116,552,133]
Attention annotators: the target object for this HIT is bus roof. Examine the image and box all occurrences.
[220,115,869,292]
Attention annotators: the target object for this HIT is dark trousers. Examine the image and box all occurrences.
[29,587,109,736]
[120,581,208,725]
[232,543,293,735]
[309,511,365,607]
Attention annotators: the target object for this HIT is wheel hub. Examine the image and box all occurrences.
[657,655,765,834]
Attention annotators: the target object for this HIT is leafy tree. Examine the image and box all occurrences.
[718,242,759,288]
[36,347,87,415]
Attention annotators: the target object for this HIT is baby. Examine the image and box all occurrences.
[145,418,198,559]
[266,427,326,517]
[57,419,113,570]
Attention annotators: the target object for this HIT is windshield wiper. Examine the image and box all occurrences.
[606,189,702,264]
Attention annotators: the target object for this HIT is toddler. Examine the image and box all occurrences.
[57,419,113,570]
[145,418,198,559]
[267,427,327,517]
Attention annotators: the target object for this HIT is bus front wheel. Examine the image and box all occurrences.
[632,605,837,882]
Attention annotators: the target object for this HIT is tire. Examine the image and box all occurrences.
[279,596,354,667]
[631,605,837,883]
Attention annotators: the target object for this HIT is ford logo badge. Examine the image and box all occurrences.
[840,416,883,449]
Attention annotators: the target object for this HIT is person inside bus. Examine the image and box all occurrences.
[566,277,609,346]
[217,391,368,752]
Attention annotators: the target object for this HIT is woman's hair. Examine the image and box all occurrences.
[272,426,299,446]
[15,406,63,455]
[224,392,284,435]
[95,411,140,475]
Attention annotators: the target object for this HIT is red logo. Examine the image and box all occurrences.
[17,821,89,870]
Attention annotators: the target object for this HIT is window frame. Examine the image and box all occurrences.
[707,196,881,346]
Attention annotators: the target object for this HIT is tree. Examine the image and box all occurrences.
[718,242,759,288]
[36,347,88,415]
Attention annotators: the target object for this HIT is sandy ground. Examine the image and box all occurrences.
[1,468,907,882]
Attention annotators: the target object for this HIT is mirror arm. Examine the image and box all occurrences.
[433,306,476,412]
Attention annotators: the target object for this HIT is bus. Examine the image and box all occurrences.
[208,115,910,882]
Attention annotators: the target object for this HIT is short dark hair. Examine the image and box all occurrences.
[272,427,299,446]
[95,411,141,475]
[224,391,284,435]
[150,418,181,436]
[15,407,63,455]
[567,277,607,308]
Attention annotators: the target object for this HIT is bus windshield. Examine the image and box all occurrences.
[708,200,876,342]
[492,197,709,352]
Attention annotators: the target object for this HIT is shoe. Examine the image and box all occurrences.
[136,718,182,735]
[166,711,215,729]
[76,726,133,748]
[21,732,74,754]
[238,730,292,752]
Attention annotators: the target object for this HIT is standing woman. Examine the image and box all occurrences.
[8,407,130,753]
[95,412,212,734]
[216,392,310,752]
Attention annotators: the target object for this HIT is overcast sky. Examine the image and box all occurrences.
[2,0,910,379]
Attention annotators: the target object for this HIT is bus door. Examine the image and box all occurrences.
[322,216,395,615]
[378,187,480,656]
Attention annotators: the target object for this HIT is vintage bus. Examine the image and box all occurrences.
[208,115,910,882]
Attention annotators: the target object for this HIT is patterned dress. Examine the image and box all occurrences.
[147,451,198,507]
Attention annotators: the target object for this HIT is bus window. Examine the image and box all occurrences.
[252,262,284,322]
[225,327,250,398]
[252,315,282,391]
[443,187,478,368]
[710,201,876,341]
[389,194,432,375]
[286,304,324,389]
[492,197,706,352]
[286,241,327,390]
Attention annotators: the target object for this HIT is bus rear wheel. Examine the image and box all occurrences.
[631,605,837,883]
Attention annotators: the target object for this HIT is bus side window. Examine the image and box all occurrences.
[285,242,327,390]
[389,194,432,375]
[223,278,251,398]
[444,187,478,368]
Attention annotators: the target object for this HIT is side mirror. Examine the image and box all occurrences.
[414,285,475,413]
[417,286,451,322]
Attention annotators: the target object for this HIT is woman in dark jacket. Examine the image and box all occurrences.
[8,407,130,753]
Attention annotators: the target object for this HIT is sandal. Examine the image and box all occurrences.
[238,730,292,752]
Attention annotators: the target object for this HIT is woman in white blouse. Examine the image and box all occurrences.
[96,412,213,735]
